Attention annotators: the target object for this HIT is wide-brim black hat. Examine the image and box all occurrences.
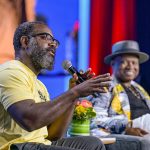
[104,40,149,64]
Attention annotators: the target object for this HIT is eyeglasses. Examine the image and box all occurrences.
[29,32,60,48]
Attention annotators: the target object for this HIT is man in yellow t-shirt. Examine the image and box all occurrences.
[0,21,112,150]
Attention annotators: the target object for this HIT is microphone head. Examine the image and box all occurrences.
[62,60,72,70]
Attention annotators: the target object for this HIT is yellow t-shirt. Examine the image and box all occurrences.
[0,60,51,150]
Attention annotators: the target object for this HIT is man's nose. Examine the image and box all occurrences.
[127,62,133,68]
[48,41,57,48]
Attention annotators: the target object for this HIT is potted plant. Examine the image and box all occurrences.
[69,99,96,136]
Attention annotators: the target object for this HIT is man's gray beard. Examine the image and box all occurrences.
[29,43,55,71]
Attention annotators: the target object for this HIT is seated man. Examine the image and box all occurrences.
[0,21,112,150]
[91,40,150,137]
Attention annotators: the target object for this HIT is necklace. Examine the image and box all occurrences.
[124,85,142,99]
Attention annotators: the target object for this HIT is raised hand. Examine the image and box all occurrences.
[69,68,95,89]
[71,73,112,97]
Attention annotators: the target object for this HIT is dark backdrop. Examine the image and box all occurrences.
[137,0,150,94]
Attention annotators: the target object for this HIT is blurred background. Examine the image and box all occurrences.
[0,0,150,99]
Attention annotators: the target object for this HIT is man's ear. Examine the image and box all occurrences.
[20,36,29,49]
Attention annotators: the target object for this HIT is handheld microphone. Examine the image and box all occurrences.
[62,60,99,97]
[62,60,85,84]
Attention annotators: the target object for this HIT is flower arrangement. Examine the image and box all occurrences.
[69,99,96,136]
[73,99,96,122]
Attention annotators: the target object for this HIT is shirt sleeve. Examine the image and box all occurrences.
[0,69,35,110]
[90,93,128,134]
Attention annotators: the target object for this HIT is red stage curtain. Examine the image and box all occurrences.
[89,0,136,75]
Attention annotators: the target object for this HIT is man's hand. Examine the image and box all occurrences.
[69,68,95,89]
[70,73,112,97]
[125,127,149,137]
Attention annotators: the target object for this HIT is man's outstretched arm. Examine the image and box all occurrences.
[7,73,112,140]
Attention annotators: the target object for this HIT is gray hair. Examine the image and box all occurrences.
[13,21,46,55]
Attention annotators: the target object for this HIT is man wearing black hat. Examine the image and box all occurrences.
[91,40,150,137]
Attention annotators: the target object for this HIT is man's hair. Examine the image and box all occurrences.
[13,21,46,54]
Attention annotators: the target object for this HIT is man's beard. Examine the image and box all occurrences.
[29,41,55,71]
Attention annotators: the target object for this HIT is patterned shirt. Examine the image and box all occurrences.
[90,79,150,134]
